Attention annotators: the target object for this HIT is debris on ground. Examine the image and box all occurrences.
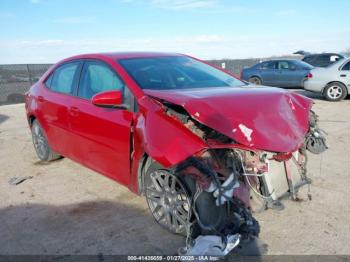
[8,176,33,185]
[178,234,241,257]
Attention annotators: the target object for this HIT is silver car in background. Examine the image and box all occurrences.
[304,58,350,101]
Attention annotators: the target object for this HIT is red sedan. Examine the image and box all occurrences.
[25,52,326,252]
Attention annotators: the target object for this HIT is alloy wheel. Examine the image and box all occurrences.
[249,77,261,85]
[145,169,191,235]
[32,123,48,160]
[327,85,343,100]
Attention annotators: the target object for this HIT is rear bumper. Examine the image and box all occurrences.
[304,80,324,93]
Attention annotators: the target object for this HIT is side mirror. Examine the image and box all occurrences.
[91,90,124,108]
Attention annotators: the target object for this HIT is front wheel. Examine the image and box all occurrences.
[248,76,262,85]
[144,163,191,236]
[31,119,61,161]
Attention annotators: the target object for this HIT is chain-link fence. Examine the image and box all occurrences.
[207,58,262,76]
[0,64,52,106]
[0,57,298,106]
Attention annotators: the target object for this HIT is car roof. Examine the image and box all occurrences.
[66,52,184,61]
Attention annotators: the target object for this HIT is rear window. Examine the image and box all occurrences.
[304,54,343,67]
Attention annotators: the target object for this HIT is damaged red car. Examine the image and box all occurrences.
[25,52,327,255]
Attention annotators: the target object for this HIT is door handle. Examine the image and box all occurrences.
[38,96,45,102]
[340,74,347,77]
[69,106,80,117]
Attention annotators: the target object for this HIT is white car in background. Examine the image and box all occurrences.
[304,58,350,101]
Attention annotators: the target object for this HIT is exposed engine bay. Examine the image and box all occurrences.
[145,99,328,257]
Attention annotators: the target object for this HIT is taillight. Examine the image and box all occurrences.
[307,72,313,78]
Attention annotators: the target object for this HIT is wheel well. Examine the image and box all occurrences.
[137,153,151,195]
[249,75,261,80]
[323,81,348,95]
[28,115,36,127]
[249,75,262,84]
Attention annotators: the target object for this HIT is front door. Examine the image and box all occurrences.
[259,61,278,86]
[69,60,134,186]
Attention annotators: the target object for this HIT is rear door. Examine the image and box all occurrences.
[259,61,278,86]
[38,61,82,156]
[68,59,134,185]
[277,61,303,87]
[340,60,350,88]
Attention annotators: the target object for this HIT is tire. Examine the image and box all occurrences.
[248,76,262,85]
[323,82,347,101]
[143,160,259,239]
[31,119,61,161]
[144,161,191,236]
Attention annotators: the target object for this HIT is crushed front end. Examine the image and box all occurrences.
[140,88,328,256]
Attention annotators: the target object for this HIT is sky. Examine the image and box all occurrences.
[0,0,349,64]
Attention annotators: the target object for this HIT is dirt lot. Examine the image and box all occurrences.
[0,91,350,256]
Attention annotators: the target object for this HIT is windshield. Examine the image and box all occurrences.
[119,56,245,90]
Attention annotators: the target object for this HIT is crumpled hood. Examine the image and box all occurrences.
[144,86,313,153]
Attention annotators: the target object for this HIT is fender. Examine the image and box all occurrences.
[135,96,207,168]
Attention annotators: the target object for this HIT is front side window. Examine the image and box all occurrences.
[119,56,244,90]
[50,62,79,94]
[261,61,276,70]
[78,61,124,99]
[278,61,289,70]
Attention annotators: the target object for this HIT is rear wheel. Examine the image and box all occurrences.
[248,76,262,85]
[31,119,61,161]
[323,82,347,101]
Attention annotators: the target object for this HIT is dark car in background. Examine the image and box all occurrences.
[302,53,346,68]
[241,59,313,88]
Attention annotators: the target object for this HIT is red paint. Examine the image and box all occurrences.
[135,96,207,168]
[145,87,313,153]
[92,90,123,107]
[25,52,314,194]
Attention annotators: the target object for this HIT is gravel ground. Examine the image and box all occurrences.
[0,91,349,256]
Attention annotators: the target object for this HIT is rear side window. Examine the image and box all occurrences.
[44,74,53,88]
[50,62,79,94]
[78,61,124,99]
[341,61,350,71]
